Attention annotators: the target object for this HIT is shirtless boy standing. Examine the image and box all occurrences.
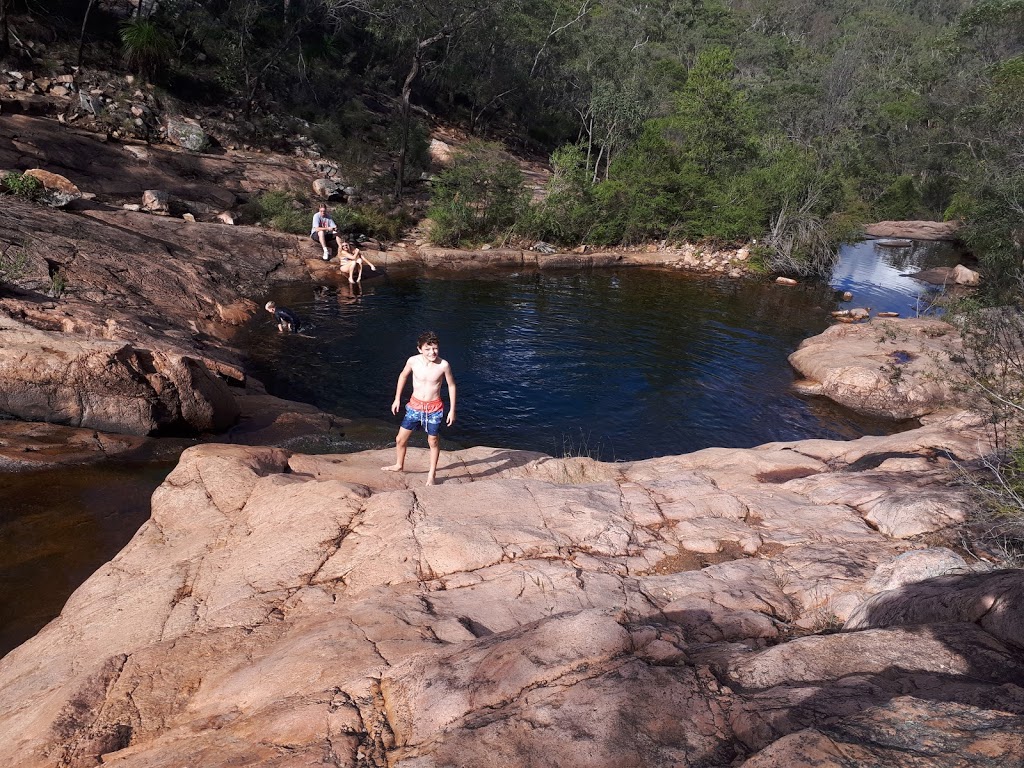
[381,331,457,485]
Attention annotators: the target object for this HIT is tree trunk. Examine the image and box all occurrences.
[0,0,10,61]
[394,34,442,202]
[77,0,97,67]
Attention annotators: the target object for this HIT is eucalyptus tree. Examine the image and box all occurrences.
[364,0,514,199]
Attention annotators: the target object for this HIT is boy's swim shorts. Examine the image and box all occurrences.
[401,398,444,436]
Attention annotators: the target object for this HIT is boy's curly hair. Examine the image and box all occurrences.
[417,330,439,347]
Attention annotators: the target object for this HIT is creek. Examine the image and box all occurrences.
[0,237,962,657]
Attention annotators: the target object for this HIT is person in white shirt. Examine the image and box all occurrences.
[310,204,338,260]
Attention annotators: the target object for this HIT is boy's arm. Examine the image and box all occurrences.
[444,365,457,426]
[391,360,412,415]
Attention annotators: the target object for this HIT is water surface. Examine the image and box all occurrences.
[238,265,919,461]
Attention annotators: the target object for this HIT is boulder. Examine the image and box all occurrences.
[165,117,210,152]
[312,177,346,200]
[952,263,981,286]
[788,317,960,419]
[865,220,961,241]
[775,276,798,286]
[21,168,82,206]
[141,189,169,213]
[428,138,454,165]
[0,318,239,436]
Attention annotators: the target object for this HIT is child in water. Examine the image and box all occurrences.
[264,301,301,332]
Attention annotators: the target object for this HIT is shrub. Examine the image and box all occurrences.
[120,18,174,79]
[428,142,528,247]
[243,190,310,234]
[0,248,29,285]
[1,172,44,201]
[948,306,1024,564]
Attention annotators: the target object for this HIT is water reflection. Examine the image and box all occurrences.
[0,462,173,657]
[831,238,961,315]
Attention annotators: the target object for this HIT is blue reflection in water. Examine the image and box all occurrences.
[831,239,960,315]
[239,253,954,461]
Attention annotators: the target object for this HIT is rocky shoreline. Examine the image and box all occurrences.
[3,110,1020,767]
[2,410,1020,767]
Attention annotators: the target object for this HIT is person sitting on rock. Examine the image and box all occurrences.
[264,301,301,332]
[338,240,377,284]
[310,204,338,260]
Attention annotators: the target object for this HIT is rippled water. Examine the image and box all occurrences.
[238,261,935,461]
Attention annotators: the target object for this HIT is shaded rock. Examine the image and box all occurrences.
[845,569,1024,650]
[0,317,239,436]
[0,420,149,469]
[312,177,346,200]
[165,117,209,152]
[742,697,1024,767]
[141,189,169,213]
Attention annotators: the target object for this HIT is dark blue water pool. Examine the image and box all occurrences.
[239,260,933,461]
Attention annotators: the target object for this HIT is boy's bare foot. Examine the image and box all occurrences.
[381,464,403,472]
[425,475,436,486]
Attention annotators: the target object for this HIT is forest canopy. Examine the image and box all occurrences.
[3,0,1023,289]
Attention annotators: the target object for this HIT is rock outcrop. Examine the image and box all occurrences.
[865,220,961,241]
[789,317,961,420]
[0,317,239,435]
[0,412,1017,767]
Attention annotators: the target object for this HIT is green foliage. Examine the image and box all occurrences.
[949,306,1024,564]
[338,204,410,242]
[49,270,68,299]
[1,172,43,201]
[874,175,926,221]
[523,144,598,243]
[243,190,310,235]
[120,18,173,78]
[428,142,528,247]
[0,248,29,285]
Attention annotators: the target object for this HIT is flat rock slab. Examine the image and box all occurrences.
[864,220,961,241]
[788,317,961,419]
[0,417,1014,768]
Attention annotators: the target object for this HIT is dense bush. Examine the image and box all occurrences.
[428,142,528,247]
